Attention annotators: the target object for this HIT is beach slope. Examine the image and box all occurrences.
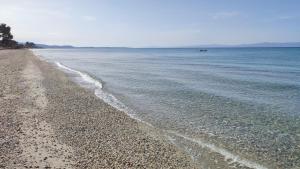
[0,49,196,168]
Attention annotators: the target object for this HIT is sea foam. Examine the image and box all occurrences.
[55,62,102,89]
[55,61,146,124]
[55,61,268,169]
[167,131,268,169]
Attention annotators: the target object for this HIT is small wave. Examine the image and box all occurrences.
[55,61,265,169]
[167,131,268,169]
[94,89,142,121]
[54,62,149,124]
[55,62,102,89]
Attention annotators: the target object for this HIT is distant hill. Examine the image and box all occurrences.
[236,42,300,47]
[35,44,75,49]
[35,42,300,49]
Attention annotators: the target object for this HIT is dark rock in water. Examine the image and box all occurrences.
[199,49,208,52]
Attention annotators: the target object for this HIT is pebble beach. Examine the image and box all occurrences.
[0,49,197,169]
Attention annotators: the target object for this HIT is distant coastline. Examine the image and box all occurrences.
[35,42,300,49]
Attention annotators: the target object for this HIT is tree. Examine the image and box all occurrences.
[24,42,37,48]
[0,24,13,40]
[0,23,14,47]
[0,23,36,49]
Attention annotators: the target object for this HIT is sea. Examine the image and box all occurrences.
[33,47,300,169]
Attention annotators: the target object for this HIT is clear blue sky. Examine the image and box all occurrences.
[1,0,299,47]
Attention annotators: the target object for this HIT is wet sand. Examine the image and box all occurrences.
[0,49,197,168]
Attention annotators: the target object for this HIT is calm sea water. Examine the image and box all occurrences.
[34,48,300,169]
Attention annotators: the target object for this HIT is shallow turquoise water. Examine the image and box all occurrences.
[34,47,300,168]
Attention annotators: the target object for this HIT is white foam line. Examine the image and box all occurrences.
[55,61,267,169]
[94,89,141,121]
[55,62,153,127]
[94,88,154,127]
[55,62,102,89]
[167,131,268,169]
[52,60,267,169]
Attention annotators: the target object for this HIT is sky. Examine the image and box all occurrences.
[0,0,300,47]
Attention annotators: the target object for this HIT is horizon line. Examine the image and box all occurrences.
[34,41,300,48]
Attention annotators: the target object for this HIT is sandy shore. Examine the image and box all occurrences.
[0,49,197,168]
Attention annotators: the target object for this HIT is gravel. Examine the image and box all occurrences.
[0,49,197,169]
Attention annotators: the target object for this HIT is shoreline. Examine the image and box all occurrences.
[46,52,271,169]
[32,49,273,169]
[0,49,196,168]
[53,61,154,127]
[34,49,275,169]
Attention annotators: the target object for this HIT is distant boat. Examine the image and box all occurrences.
[199,49,208,52]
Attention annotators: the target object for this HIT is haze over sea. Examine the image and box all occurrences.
[34,47,300,168]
